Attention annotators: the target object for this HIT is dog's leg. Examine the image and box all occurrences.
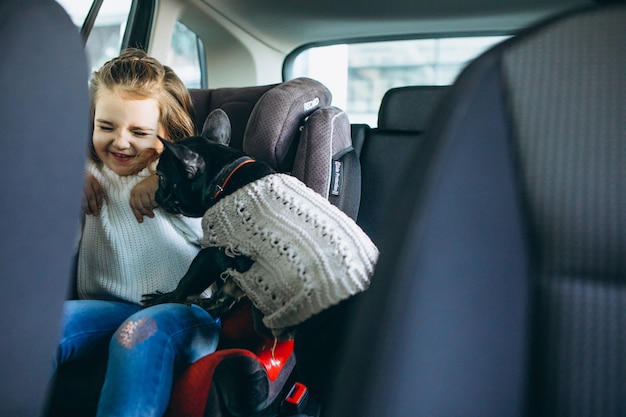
[191,278,247,318]
[141,246,252,307]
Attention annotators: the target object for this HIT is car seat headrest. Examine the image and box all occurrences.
[292,106,361,220]
[243,77,332,171]
[377,85,448,132]
[190,85,276,150]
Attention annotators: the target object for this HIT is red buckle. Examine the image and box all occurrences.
[255,339,294,381]
[281,382,309,415]
[285,382,307,406]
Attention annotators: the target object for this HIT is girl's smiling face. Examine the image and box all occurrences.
[92,88,165,176]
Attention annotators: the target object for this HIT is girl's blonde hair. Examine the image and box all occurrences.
[89,48,196,164]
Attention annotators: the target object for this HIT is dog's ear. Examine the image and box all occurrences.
[201,108,232,147]
[159,137,206,179]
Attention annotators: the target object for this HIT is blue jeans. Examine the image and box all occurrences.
[56,300,220,417]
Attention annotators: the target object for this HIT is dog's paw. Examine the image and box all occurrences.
[193,285,244,318]
[184,294,207,305]
[141,290,184,307]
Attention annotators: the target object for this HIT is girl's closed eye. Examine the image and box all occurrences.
[96,121,114,132]
[131,127,157,138]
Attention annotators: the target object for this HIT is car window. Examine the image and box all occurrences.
[286,36,509,126]
[55,0,133,74]
[165,21,206,89]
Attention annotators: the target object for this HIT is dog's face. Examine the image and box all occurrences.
[156,108,236,217]
[155,136,212,217]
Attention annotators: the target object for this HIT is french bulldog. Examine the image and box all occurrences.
[142,109,273,318]
[142,109,377,337]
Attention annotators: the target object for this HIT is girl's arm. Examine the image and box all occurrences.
[130,174,158,223]
[83,173,103,216]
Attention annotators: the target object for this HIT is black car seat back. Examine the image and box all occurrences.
[292,85,448,406]
[357,86,448,241]
[328,4,626,417]
[2,2,89,416]
[503,6,626,415]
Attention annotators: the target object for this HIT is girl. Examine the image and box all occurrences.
[55,49,220,417]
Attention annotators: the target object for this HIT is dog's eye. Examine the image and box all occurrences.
[157,173,167,188]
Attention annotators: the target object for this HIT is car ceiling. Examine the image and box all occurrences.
[200,0,593,52]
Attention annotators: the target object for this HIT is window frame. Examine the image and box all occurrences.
[121,0,156,51]
[283,32,512,126]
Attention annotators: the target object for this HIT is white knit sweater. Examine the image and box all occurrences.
[202,173,379,336]
[78,161,203,304]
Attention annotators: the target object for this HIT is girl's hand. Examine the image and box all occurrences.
[84,173,104,216]
[130,174,159,223]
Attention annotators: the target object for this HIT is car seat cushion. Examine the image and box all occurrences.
[243,77,332,171]
[190,85,275,150]
[293,107,361,219]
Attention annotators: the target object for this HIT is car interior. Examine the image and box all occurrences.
[1,0,624,416]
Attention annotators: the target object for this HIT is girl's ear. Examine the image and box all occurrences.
[159,137,206,179]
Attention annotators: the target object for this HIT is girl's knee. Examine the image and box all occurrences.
[113,315,159,349]
[110,304,188,350]
[110,304,219,352]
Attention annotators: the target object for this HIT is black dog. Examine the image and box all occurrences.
[142,109,272,318]
[142,109,378,337]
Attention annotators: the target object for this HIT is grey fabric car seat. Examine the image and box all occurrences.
[328,4,626,417]
[165,77,361,417]
[0,1,89,416]
[192,77,361,220]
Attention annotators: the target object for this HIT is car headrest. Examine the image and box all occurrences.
[293,106,361,220]
[190,84,276,150]
[377,85,448,132]
[243,77,332,171]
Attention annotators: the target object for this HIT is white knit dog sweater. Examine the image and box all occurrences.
[78,161,203,304]
[201,173,379,337]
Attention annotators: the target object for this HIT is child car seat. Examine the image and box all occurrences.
[165,77,362,417]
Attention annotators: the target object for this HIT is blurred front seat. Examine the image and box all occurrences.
[0,1,89,416]
[328,4,626,417]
